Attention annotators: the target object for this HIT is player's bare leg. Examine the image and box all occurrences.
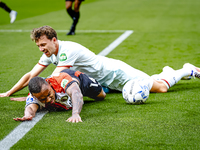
[10,97,26,101]
[150,63,200,93]
[150,80,168,93]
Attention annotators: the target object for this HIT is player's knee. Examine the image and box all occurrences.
[65,3,72,10]
[96,89,106,100]
[74,1,81,11]
[158,86,168,93]
[151,80,168,93]
[66,7,71,11]
[155,83,168,93]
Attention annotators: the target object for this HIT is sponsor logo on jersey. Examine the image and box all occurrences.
[61,79,69,88]
[59,53,67,61]
[61,96,69,102]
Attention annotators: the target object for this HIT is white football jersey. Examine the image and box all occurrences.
[38,40,153,91]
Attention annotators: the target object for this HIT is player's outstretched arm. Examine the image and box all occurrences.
[10,97,27,101]
[66,82,83,123]
[0,64,46,97]
[0,91,11,97]
[13,103,39,121]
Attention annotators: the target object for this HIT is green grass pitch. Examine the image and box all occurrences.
[0,0,200,149]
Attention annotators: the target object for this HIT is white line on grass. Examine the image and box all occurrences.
[0,29,129,33]
[98,30,133,56]
[0,111,48,150]
[0,30,133,150]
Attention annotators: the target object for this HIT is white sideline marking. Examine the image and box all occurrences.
[0,30,133,149]
[0,111,47,150]
[98,30,133,56]
[0,29,129,33]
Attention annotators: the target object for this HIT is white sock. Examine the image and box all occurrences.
[152,66,191,89]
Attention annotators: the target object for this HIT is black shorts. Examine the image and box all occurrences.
[78,73,102,99]
[61,69,102,99]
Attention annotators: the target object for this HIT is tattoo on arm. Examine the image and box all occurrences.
[72,93,83,115]
[68,83,83,115]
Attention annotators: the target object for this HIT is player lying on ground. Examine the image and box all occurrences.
[11,63,200,105]
[1,26,200,99]
[13,69,106,123]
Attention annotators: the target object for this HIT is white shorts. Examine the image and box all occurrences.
[105,59,154,91]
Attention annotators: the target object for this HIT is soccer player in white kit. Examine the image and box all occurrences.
[39,40,153,92]
[1,26,200,99]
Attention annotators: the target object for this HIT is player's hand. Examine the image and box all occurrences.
[10,97,27,101]
[66,114,82,123]
[13,116,33,121]
[0,91,10,97]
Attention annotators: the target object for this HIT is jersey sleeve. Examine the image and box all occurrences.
[25,94,44,110]
[38,54,52,66]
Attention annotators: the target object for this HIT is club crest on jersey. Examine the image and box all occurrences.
[59,53,67,61]
[61,96,69,102]
[61,79,69,88]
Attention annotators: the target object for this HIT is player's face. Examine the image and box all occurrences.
[36,35,58,57]
[32,84,56,105]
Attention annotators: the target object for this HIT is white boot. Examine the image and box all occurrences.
[10,10,17,23]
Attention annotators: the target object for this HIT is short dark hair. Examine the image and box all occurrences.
[28,77,48,94]
[30,25,57,42]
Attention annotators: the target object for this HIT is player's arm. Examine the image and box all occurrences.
[10,97,27,101]
[13,103,39,121]
[52,66,70,74]
[0,64,46,97]
[65,82,83,123]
